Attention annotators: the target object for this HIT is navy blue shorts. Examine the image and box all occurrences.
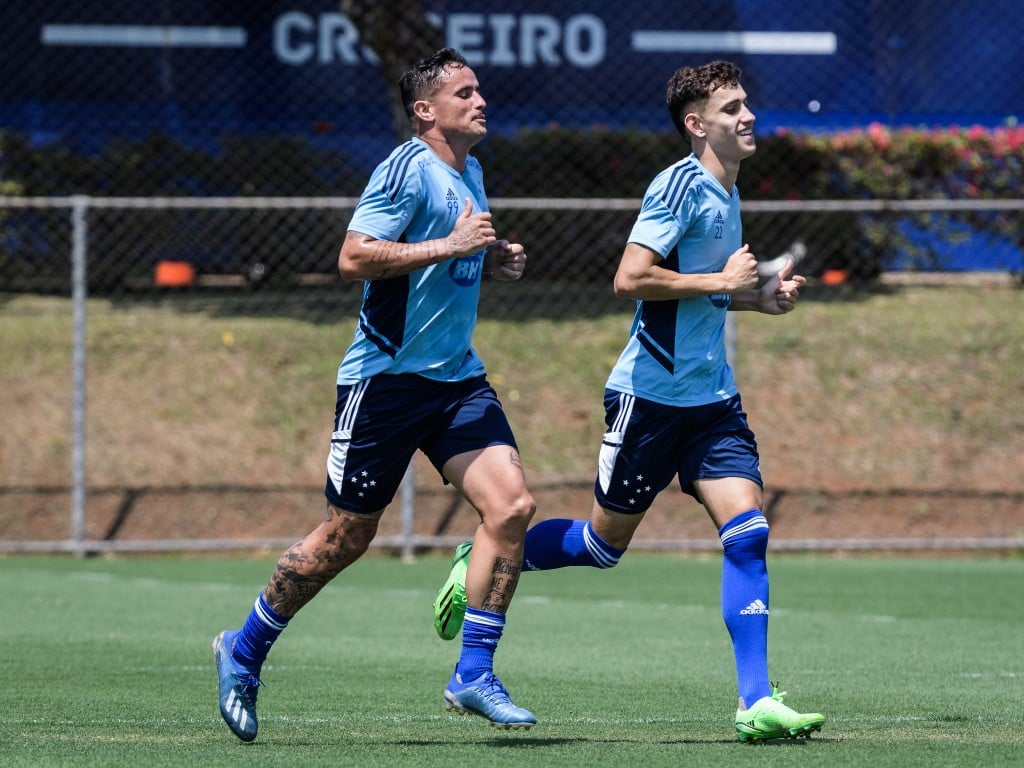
[324,373,517,514]
[594,391,762,514]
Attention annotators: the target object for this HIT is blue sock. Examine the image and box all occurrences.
[232,593,289,672]
[522,519,624,571]
[719,509,772,708]
[455,608,504,682]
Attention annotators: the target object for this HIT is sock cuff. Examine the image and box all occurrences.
[256,593,289,630]
[583,521,624,567]
[719,509,769,545]
[464,607,505,629]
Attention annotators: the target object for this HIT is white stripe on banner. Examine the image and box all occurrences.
[631,31,837,55]
[41,25,247,48]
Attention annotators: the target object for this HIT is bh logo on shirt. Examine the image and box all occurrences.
[449,254,482,286]
[708,293,732,308]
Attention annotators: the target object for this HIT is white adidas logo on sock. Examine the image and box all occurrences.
[740,599,770,615]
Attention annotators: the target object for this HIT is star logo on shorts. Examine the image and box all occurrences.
[349,470,377,495]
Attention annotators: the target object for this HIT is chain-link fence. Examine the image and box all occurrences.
[2,1,1023,553]
[4,0,1023,300]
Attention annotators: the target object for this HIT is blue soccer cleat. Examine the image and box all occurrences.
[212,630,262,742]
[443,669,537,730]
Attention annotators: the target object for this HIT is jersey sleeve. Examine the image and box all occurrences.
[626,179,697,260]
[347,156,424,242]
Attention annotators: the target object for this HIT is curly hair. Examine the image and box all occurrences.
[398,47,470,122]
[665,61,743,140]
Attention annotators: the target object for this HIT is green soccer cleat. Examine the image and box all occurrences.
[433,541,472,640]
[735,684,826,743]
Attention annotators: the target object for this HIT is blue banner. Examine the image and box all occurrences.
[2,1,1021,145]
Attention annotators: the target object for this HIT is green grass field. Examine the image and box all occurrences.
[3,553,1021,767]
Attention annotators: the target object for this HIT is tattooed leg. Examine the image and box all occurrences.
[263,504,383,617]
[480,556,522,614]
[443,445,536,615]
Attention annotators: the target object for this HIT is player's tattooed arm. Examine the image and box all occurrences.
[339,231,453,280]
[338,199,496,281]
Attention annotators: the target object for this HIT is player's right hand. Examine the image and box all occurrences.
[447,198,496,258]
[722,244,759,292]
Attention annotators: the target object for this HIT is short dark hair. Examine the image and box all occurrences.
[665,60,742,140]
[398,48,470,122]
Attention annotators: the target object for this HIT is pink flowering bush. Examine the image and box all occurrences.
[800,123,1024,200]
[747,124,1024,273]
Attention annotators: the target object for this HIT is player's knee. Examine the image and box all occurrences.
[343,532,375,559]
[488,491,536,539]
[323,504,380,560]
[509,491,537,531]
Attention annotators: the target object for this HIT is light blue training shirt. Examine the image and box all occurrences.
[337,138,489,384]
[605,153,743,406]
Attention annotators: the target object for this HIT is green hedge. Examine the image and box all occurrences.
[1,124,1021,290]
[6,123,1019,200]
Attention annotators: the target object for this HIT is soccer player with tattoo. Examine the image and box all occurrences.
[213,47,536,741]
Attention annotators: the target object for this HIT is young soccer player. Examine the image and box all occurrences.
[213,48,537,742]
[433,60,825,743]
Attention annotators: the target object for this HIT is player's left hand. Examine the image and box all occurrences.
[486,240,526,281]
[758,257,806,314]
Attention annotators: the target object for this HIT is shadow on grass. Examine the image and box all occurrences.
[376,734,826,747]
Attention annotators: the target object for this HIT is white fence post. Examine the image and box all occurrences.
[70,196,89,556]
